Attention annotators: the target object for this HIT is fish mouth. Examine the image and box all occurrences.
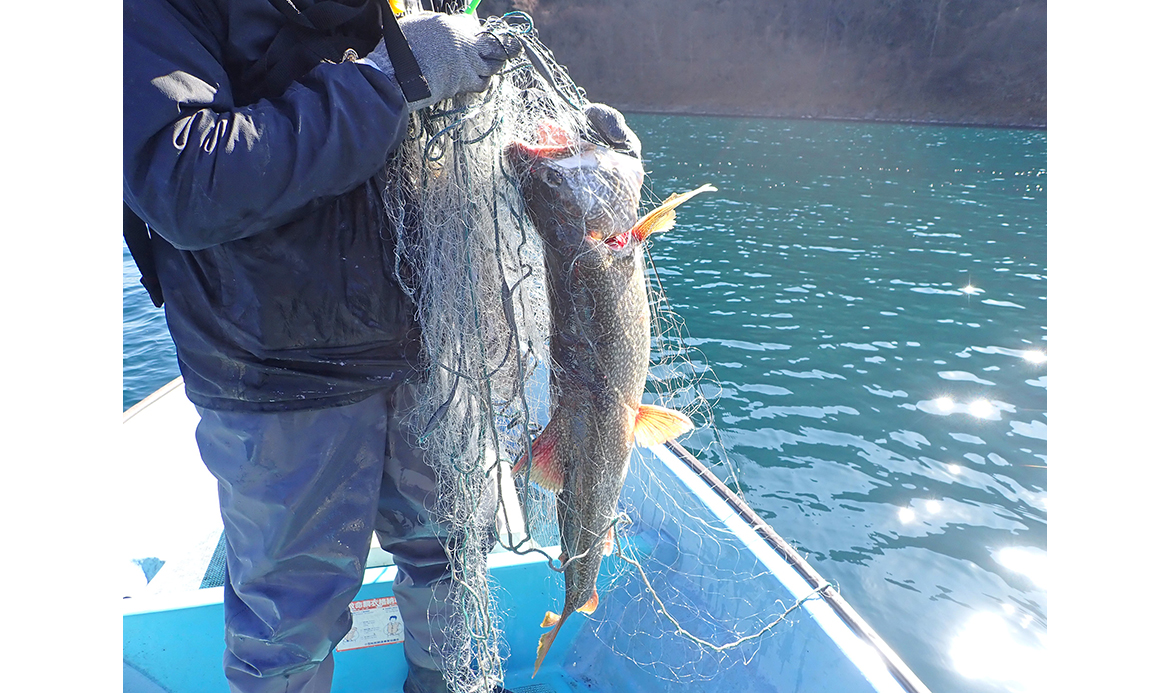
[596,229,632,250]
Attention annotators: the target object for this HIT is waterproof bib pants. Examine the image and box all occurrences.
[195,381,461,693]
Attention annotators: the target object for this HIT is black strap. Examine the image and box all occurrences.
[240,0,430,105]
[124,204,165,308]
[377,2,430,102]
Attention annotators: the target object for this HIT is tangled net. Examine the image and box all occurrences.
[383,13,569,689]
[383,10,815,691]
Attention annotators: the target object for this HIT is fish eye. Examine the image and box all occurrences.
[541,167,565,188]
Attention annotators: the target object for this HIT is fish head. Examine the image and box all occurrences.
[506,126,645,261]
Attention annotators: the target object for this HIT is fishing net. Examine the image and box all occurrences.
[383,12,569,689]
[383,9,818,690]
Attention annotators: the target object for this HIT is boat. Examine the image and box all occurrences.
[122,378,932,693]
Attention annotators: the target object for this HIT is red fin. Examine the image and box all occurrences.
[630,184,717,243]
[633,404,694,447]
[514,425,564,493]
[577,589,600,615]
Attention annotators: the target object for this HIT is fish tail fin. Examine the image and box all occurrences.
[514,419,564,493]
[534,605,571,676]
[630,183,717,242]
[633,403,695,447]
[534,587,602,676]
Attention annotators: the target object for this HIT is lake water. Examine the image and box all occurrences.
[122,115,1046,693]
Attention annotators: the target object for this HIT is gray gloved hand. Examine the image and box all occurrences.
[368,12,521,112]
[585,103,642,160]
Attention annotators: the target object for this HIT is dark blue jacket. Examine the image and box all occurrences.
[124,0,420,411]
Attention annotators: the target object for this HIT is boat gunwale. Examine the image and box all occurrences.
[124,375,184,423]
[664,439,932,693]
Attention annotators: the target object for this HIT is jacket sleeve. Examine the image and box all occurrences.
[123,0,410,251]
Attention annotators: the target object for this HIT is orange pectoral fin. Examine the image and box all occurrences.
[514,423,564,493]
[633,404,695,447]
[630,183,717,243]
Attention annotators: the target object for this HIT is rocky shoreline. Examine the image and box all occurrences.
[615,106,1045,131]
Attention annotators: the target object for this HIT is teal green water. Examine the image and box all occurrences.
[122,115,1046,693]
[636,115,1046,693]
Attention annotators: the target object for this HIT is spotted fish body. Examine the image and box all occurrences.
[506,130,713,675]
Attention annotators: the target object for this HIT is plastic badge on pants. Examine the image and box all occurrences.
[337,596,406,652]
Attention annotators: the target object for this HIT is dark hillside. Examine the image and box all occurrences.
[479,0,1045,127]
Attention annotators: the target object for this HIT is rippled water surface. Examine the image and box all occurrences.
[123,253,178,410]
[123,115,1046,692]
[636,116,1046,693]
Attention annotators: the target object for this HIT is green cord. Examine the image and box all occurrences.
[465,0,482,14]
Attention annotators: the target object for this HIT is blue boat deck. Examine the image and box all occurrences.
[122,381,928,693]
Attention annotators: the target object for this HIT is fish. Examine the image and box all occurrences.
[506,122,715,675]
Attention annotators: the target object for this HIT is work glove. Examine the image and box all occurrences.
[367,12,521,111]
[584,103,642,160]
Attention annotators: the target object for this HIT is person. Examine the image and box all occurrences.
[123,2,638,692]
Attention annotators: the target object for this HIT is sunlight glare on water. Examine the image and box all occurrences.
[951,611,1048,692]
